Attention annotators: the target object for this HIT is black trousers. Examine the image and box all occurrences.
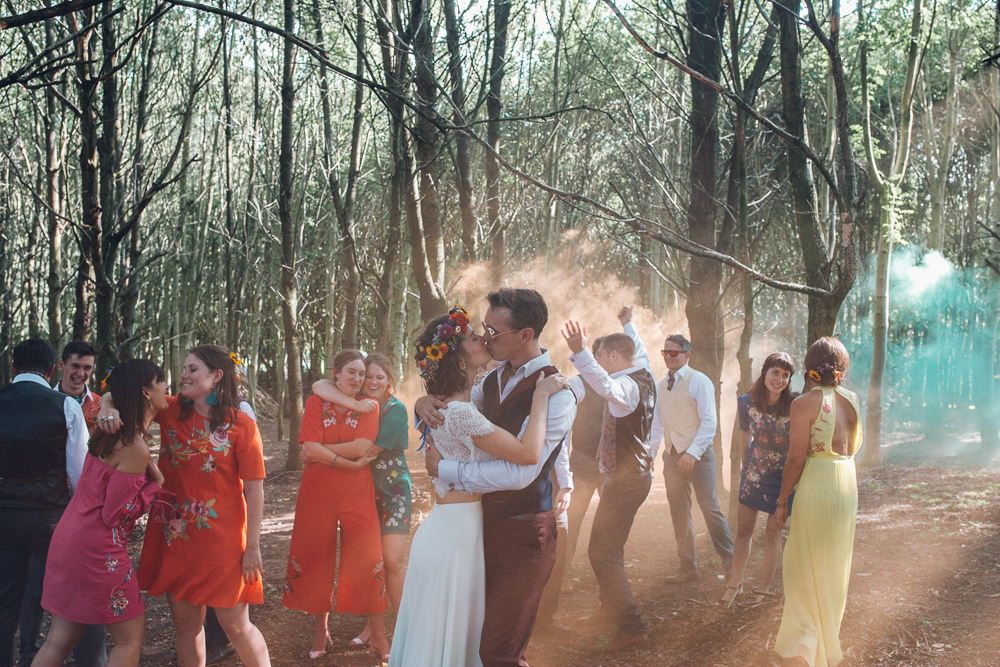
[0,506,62,667]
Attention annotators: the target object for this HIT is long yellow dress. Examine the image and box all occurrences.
[775,385,862,667]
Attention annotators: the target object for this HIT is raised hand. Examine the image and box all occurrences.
[618,306,633,325]
[560,320,588,355]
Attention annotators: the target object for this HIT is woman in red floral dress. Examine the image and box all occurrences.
[100,345,270,667]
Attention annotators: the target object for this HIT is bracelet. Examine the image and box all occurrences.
[776,500,788,508]
[331,454,339,468]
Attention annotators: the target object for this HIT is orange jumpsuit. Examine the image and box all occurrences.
[282,395,387,615]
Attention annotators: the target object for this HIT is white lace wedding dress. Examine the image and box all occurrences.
[389,401,496,667]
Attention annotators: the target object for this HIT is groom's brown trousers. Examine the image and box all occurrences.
[480,510,558,667]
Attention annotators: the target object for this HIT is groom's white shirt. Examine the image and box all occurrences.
[436,349,577,494]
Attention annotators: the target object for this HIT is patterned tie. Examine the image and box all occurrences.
[500,363,517,392]
[597,404,617,474]
[667,371,676,391]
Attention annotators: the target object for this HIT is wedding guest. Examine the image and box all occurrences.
[650,334,734,583]
[19,340,107,667]
[774,337,862,667]
[562,317,656,650]
[312,352,413,644]
[285,350,388,661]
[0,340,88,667]
[722,352,795,607]
[32,360,168,667]
[99,344,271,667]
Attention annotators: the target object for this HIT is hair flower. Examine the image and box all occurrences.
[808,370,822,382]
[100,367,114,393]
[230,352,243,366]
[416,304,472,381]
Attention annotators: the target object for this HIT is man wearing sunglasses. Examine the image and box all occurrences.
[419,287,576,667]
[649,334,733,584]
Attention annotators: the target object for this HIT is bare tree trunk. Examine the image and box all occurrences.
[861,0,922,467]
[443,0,476,262]
[280,0,303,470]
[120,20,158,360]
[44,5,63,347]
[413,0,444,289]
[314,0,363,349]
[70,8,99,342]
[486,0,510,284]
[685,0,727,489]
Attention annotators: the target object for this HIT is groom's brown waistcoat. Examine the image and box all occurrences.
[481,365,562,520]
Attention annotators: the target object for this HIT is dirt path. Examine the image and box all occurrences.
[125,424,1000,667]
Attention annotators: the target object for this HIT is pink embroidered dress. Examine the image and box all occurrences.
[41,453,162,623]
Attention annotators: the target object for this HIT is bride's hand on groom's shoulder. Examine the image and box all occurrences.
[415,395,448,428]
[535,371,571,398]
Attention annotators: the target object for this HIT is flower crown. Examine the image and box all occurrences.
[416,304,472,381]
[808,363,841,382]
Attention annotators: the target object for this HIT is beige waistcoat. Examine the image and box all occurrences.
[659,371,701,454]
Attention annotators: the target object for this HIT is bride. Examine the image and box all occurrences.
[388,305,566,667]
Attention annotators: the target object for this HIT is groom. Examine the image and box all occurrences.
[421,287,576,667]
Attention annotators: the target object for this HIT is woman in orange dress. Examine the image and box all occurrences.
[283,349,389,660]
[99,345,270,667]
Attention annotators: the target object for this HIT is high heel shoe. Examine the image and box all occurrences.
[721,584,742,608]
[309,630,331,660]
[368,630,390,661]
[350,624,372,646]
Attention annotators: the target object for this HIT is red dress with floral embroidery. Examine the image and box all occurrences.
[282,394,387,615]
[41,454,162,623]
[137,395,267,607]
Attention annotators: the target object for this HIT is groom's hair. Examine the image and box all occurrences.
[486,288,547,339]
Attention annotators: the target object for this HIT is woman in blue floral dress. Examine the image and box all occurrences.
[722,352,795,606]
[313,353,411,643]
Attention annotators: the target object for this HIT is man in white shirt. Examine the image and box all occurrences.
[0,339,89,667]
[649,334,733,583]
[420,288,576,667]
[561,310,656,650]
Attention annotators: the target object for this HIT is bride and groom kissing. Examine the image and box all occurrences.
[390,287,576,667]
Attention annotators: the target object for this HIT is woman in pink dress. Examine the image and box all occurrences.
[32,359,168,667]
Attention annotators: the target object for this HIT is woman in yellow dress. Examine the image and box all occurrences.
[774,337,862,667]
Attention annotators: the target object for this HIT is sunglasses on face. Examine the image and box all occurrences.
[661,349,685,358]
[482,321,521,339]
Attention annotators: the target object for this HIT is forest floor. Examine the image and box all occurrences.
[114,422,1000,667]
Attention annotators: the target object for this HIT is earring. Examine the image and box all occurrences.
[206,386,219,406]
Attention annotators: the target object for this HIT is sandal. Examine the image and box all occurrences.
[369,630,391,661]
[350,624,372,646]
[309,630,331,660]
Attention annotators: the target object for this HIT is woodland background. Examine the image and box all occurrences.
[2,0,1000,501]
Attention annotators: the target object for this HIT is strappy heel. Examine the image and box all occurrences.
[309,630,331,660]
[369,630,390,661]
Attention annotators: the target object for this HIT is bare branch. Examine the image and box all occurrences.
[0,0,103,29]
